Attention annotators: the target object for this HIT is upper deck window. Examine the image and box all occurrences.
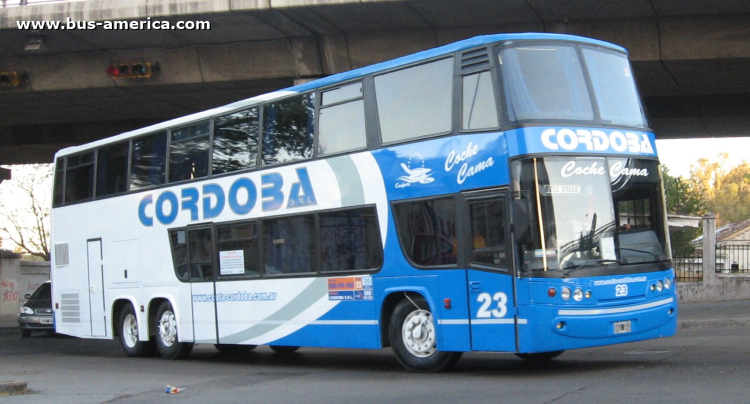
[130,131,167,190]
[499,45,593,123]
[582,49,646,128]
[213,107,259,175]
[262,93,315,166]
[169,121,211,183]
[318,82,367,156]
[375,58,453,144]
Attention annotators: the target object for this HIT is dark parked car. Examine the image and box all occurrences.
[18,281,54,337]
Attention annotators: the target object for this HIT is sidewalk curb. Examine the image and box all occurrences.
[0,381,28,396]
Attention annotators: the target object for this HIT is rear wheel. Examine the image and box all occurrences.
[389,296,461,372]
[154,301,193,360]
[270,345,300,353]
[117,304,154,357]
[515,350,565,362]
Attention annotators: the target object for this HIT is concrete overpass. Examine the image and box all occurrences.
[0,0,749,165]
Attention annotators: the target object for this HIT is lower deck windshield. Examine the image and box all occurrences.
[512,157,669,275]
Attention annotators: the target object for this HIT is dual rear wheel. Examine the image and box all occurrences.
[117,301,192,359]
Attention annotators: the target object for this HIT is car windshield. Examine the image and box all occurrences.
[31,282,51,299]
[512,157,669,275]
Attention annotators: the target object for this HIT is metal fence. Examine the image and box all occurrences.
[716,244,750,274]
[673,250,704,283]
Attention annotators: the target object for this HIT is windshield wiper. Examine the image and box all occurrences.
[562,259,621,278]
[618,247,669,270]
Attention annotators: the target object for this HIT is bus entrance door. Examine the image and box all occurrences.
[464,192,517,352]
[187,226,218,344]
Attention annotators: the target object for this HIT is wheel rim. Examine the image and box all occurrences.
[122,313,139,348]
[401,309,436,357]
[158,310,177,347]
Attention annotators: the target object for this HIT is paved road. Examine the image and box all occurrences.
[2,324,750,404]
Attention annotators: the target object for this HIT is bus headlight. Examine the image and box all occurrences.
[656,280,664,292]
[561,287,571,301]
[664,278,672,290]
[573,288,583,302]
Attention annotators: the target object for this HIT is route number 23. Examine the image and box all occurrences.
[476,292,508,318]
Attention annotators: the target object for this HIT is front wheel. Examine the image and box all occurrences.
[515,350,565,362]
[117,304,154,357]
[389,296,461,372]
[154,301,193,360]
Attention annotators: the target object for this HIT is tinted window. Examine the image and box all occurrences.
[393,198,457,266]
[65,152,94,203]
[500,45,593,122]
[130,132,167,190]
[189,227,214,282]
[262,93,315,166]
[96,141,129,197]
[31,282,51,299]
[320,207,382,272]
[263,214,316,275]
[213,108,259,175]
[169,229,189,282]
[375,58,454,143]
[216,222,260,277]
[462,71,499,130]
[469,199,508,268]
[169,121,210,183]
[53,158,64,207]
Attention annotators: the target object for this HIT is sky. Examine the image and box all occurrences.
[655,137,750,178]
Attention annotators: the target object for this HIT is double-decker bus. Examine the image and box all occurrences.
[50,33,676,372]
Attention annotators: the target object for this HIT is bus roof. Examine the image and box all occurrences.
[55,33,626,158]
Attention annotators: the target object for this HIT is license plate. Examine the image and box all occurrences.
[41,318,53,325]
[614,320,631,334]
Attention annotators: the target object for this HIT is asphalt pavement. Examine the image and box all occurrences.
[3,299,750,331]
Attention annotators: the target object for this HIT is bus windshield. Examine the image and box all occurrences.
[512,157,669,274]
[499,44,647,128]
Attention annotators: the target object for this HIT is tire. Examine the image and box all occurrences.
[154,301,193,360]
[269,345,300,353]
[215,344,257,355]
[21,330,31,338]
[117,304,154,357]
[515,350,565,362]
[389,296,462,372]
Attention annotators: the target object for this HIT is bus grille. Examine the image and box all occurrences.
[60,292,81,324]
[461,48,490,71]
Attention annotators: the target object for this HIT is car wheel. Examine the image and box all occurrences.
[270,345,300,353]
[154,301,193,360]
[515,350,565,362]
[117,304,154,357]
[21,330,31,338]
[389,296,461,372]
[215,344,257,355]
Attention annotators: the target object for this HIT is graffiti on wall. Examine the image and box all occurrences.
[1,279,19,303]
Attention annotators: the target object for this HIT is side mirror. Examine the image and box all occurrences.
[512,199,535,245]
[24,294,31,300]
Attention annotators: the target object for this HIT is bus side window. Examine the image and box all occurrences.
[469,199,508,269]
[262,93,315,166]
[169,229,189,282]
[130,131,167,190]
[188,227,214,282]
[96,141,129,197]
[319,207,382,272]
[262,214,316,275]
[65,152,95,203]
[53,157,65,207]
[213,107,259,175]
[462,71,499,130]
[216,222,260,277]
[169,121,210,183]
[318,82,366,156]
[393,198,457,267]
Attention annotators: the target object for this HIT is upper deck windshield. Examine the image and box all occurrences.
[512,157,669,276]
[499,44,647,128]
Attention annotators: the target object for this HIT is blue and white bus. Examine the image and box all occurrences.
[50,33,676,372]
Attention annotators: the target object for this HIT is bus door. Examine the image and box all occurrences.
[187,225,218,344]
[463,191,517,352]
[86,239,106,337]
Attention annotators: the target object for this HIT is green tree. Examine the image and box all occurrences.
[662,166,706,257]
[689,153,750,226]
